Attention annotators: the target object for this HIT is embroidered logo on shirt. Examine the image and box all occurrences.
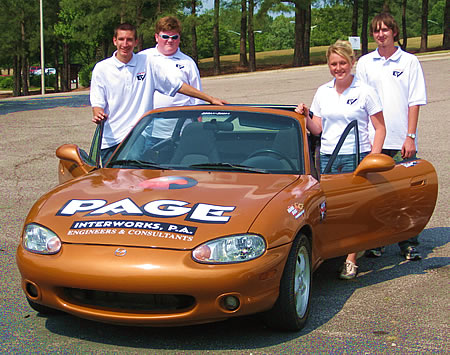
[137,72,146,81]
[347,98,358,105]
[393,70,403,77]
[176,64,185,70]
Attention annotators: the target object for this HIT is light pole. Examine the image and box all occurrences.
[39,0,45,95]
[227,30,262,35]
[290,20,317,31]
[227,30,240,36]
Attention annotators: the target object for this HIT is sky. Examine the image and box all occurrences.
[199,0,294,17]
[203,0,213,11]
[202,0,325,11]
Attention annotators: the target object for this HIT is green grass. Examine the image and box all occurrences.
[198,34,446,74]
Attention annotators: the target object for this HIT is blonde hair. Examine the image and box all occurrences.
[326,40,355,65]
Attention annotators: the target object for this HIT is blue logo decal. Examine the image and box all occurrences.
[393,71,403,77]
[347,98,358,105]
[137,72,146,80]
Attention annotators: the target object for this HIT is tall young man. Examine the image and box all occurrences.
[139,16,203,146]
[356,13,427,260]
[90,23,226,163]
[142,16,203,108]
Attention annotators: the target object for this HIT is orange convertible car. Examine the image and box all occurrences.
[16,105,438,331]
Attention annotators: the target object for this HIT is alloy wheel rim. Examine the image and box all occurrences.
[294,245,311,318]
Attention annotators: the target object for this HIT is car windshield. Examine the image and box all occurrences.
[108,109,304,174]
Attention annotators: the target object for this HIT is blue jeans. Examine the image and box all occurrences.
[144,136,164,151]
[382,149,417,163]
[320,152,369,174]
[100,144,119,166]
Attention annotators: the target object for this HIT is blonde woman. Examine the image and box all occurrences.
[296,40,386,279]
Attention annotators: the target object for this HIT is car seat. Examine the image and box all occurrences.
[272,128,299,170]
[170,122,220,165]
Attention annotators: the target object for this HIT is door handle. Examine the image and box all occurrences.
[410,176,426,187]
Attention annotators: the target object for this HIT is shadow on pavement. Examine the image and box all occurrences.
[0,94,90,115]
[30,226,449,350]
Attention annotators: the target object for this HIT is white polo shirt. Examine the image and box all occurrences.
[311,76,382,155]
[140,47,203,108]
[90,52,183,148]
[356,47,427,150]
[139,47,203,139]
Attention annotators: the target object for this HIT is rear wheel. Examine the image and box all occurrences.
[264,234,312,331]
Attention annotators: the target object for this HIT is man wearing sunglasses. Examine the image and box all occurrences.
[91,22,227,164]
[140,16,203,147]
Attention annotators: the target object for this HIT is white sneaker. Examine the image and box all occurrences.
[339,260,358,280]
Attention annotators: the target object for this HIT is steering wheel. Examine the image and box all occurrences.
[149,137,176,151]
[246,149,296,170]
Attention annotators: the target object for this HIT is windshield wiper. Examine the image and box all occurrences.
[189,163,268,174]
[108,159,166,169]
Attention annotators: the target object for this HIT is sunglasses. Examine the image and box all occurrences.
[159,34,179,40]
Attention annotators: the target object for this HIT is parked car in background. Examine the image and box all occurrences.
[32,68,56,76]
[29,66,40,75]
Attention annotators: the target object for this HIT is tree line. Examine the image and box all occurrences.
[0,0,448,97]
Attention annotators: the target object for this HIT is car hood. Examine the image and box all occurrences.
[31,169,299,249]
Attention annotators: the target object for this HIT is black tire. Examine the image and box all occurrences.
[27,298,60,315]
[263,234,312,331]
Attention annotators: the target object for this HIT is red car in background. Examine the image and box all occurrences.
[29,66,41,75]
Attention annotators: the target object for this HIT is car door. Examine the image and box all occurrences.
[87,121,103,167]
[315,121,438,259]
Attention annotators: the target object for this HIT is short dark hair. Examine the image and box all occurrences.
[155,16,182,34]
[114,23,137,40]
[370,13,400,42]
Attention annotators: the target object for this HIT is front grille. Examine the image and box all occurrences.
[63,288,195,312]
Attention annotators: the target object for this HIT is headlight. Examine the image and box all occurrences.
[23,223,62,254]
[192,234,266,264]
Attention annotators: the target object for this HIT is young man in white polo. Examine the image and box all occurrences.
[356,12,427,261]
[139,16,203,147]
[90,23,226,164]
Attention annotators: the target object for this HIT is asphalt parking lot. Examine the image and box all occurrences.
[0,52,448,353]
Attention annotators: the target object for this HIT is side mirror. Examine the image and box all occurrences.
[56,144,93,178]
[353,153,395,177]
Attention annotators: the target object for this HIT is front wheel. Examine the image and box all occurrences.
[263,234,312,331]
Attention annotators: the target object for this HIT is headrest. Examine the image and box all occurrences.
[203,120,233,131]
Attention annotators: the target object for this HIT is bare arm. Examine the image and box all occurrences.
[402,105,419,159]
[177,83,229,105]
[92,107,107,124]
[369,111,386,153]
[295,103,322,135]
